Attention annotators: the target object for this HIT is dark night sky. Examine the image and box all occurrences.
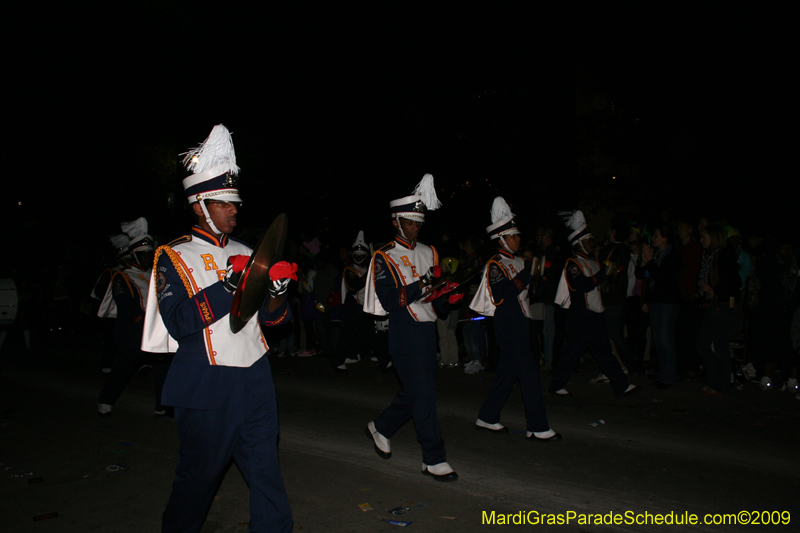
[6,4,792,267]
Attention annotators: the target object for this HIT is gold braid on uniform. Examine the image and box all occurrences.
[153,246,195,305]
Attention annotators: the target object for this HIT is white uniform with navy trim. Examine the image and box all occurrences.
[470,253,532,318]
[555,254,604,312]
[363,241,437,321]
[142,235,268,367]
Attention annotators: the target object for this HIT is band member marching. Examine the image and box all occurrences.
[363,174,462,481]
[97,217,155,416]
[331,230,372,370]
[142,124,298,532]
[470,197,561,442]
[548,209,637,399]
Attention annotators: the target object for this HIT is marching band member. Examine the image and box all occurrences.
[97,218,154,415]
[363,174,460,482]
[548,210,637,399]
[142,124,297,532]
[470,197,561,442]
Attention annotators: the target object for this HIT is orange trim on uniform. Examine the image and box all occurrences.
[375,251,400,287]
[343,266,360,292]
[111,271,136,299]
[485,257,505,306]
[377,241,397,253]
[166,235,192,247]
[382,251,420,316]
[376,248,426,321]
[421,245,440,320]
[160,245,218,366]
[193,226,225,248]
[379,251,414,314]
[111,270,147,310]
[564,258,587,292]
[262,307,289,326]
[156,246,194,297]
[395,235,415,250]
[406,300,419,321]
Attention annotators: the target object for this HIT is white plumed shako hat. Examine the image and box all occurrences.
[181,124,241,205]
[486,197,520,240]
[560,210,593,245]
[121,217,155,254]
[181,124,241,235]
[389,173,442,223]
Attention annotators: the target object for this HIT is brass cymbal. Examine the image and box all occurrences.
[230,213,288,334]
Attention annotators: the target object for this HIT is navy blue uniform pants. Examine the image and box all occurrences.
[549,310,629,397]
[98,346,145,406]
[330,305,371,367]
[162,384,292,532]
[479,319,549,432]
[374,347,446,466]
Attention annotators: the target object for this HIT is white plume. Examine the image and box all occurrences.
[109,234,128,250]
[181,124,239,175]
[559,210,587,231]
[121,217,148,240]
[412,173,441,211]
[353,230,366,247]
[490,197,514,224]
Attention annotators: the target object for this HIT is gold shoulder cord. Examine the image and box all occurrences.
[486,258,504,306]
[153,246,195,305]
[374,250,399,287]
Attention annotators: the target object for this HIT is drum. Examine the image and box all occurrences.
[0,278,18,326]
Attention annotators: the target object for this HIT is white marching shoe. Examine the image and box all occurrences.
[365,421,391,459]
[422,461,458,482]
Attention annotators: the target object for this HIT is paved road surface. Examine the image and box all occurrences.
[1,336,798,532]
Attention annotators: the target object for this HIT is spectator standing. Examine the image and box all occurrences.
[756,235,799,392]
[676,218,704,377]
[696,225,740,395]
[638,224,681,389]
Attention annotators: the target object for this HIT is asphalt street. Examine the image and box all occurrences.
[1,334,798,532]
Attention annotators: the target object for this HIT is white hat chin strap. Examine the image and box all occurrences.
[197,197,223,235]
[498,235,514,254]
[576,234,594,255]
[395,214,410,241]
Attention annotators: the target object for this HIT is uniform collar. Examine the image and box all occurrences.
[498,249,515,259]
[192,226,229,248]
[394,235,416,250]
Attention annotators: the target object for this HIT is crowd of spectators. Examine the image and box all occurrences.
[3,210,798,402]
[240,210,799,402]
